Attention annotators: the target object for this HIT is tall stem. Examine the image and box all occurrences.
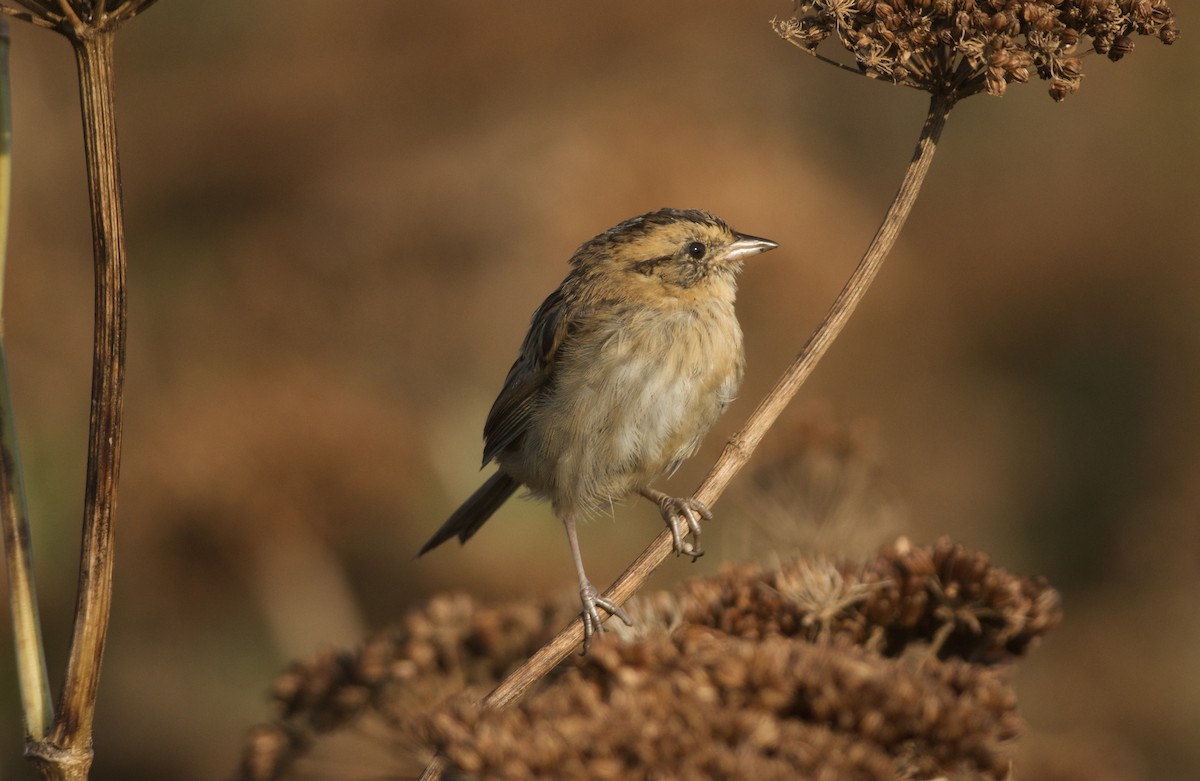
[481,92,955,711]
[0,17,55,742]
[28,29,127,780]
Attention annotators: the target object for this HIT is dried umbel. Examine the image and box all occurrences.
[427,629,1024,781]
[0,0,159,33]
[678,537,1061,663]
[237,594,569,781]
[237,540,1060,781]
[773,0,1178,101]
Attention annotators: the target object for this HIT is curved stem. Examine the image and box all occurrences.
[27,29,127,780]
[481,91,955,712]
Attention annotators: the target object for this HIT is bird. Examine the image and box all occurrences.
[419,208,777,650]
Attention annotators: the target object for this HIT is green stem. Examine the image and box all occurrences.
[0,17,55,743]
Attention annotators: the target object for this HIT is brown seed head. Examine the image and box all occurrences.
[0,0,159,36]
[774,0,1178,101]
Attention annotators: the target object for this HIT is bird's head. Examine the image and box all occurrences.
[572,208,777,292]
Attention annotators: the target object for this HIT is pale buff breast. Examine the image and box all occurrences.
[507,296,744,518]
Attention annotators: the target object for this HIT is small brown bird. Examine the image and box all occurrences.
[419,208,777,649]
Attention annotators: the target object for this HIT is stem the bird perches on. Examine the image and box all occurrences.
[481,91,954,713]
[24,29,128,781]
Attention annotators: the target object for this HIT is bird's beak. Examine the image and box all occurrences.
[726,232,779,262]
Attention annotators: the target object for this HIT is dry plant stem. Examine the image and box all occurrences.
[26,29,127,781]
[479,91,954,715]
[0,17,54,742]
[697,92,951,501]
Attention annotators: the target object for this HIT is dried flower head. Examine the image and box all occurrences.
[677,537,1061,662]
[236,593,569,781]
[426,629,1024,781]
[0,0,159,35]
[238,541,1060,780]
[773,0,1178,101]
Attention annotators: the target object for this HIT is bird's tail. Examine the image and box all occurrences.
[418,472,520,556]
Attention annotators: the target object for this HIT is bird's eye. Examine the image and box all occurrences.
[685,241,707,260]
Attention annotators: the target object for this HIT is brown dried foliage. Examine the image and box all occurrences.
[236,595,569,781]
[773,0,1178,101]
[682,537,1061,663]
[430,631,1021,781]
[236,539,1060,781]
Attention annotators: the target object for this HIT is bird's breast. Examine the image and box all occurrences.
[512,296,744,516]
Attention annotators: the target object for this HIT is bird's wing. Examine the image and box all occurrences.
[481,285,574,465]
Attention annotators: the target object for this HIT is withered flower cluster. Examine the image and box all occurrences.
[430,630,1021,781]
[773,0,1178,101]
[682,537,1061,663]
[0,0,159,32]
[236,539,1061,781]
[238,594,567,781]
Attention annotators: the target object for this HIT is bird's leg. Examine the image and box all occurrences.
[639,488,713,561]
[561,512,632,653]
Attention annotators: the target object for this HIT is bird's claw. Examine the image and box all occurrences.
[652,494,713,561]
[578,581,631,654]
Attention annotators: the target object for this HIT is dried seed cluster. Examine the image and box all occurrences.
[679,537,1061,663]
[0,0,159,33]
[774,0,1178,101]
[428,629,1022,781]
[236,540,1061,780]
[237,594,567,781]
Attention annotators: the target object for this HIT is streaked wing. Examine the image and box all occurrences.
[481,286,572,465]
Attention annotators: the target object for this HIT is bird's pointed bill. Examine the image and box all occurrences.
[726,233,779,261]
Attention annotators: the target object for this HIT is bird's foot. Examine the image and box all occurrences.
[642,489,712,561]
[578,580,632,654]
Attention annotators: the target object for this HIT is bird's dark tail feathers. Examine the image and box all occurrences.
[418,472,520,557]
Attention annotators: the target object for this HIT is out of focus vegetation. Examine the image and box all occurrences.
[0,2,1194,779]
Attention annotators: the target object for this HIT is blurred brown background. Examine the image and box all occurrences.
[0,1,1196,778]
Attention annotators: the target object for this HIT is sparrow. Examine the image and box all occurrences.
[419,208,777,650]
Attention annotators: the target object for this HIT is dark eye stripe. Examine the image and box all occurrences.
[633,255,672,275]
